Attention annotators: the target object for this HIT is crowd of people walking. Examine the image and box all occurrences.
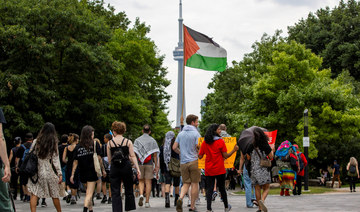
[0,109,359,212]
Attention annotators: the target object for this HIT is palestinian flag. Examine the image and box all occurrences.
[183,25,227,72]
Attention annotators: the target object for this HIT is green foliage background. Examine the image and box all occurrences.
[201,0,360,174]
[0,0,171,143]
[2,0,360,176]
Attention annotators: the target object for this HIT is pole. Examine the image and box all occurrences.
[180,55,185,130]
[173,0,185,129]
[303,109,309,191]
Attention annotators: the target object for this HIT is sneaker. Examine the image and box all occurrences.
[176,198,183,212]
[101,195,107,204]
[258,200,267,212]
[70,199,77,205]
[138,195,144,207]
[145,202,150,208]
[108,197,112,204]
[41,200,47,207]
[187,199,191,207]
[212,191,217,201]
[96,193,102,200]
[225,204,232,212]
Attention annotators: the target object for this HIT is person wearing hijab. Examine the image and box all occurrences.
[160,131,180,208]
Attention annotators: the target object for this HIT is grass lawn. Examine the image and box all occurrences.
[341,183,360,188]
[234,186,340,195]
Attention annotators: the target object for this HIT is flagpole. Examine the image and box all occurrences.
[174,0,185,130]
[181,25,185,129]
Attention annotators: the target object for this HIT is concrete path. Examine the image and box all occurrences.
[13,188,359,212]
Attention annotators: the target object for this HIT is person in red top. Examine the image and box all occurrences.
[199,124,238,212]
[293,144,308,195]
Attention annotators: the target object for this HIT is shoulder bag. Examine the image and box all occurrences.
[93,141,102,177]
[168,157,181,177]
[254,148,272,168]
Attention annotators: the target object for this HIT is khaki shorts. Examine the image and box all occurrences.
[139,165,154,180]
[180,160,201,183]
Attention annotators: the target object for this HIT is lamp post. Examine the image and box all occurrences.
[303,109,309,191]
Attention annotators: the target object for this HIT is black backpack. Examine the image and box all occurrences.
[111,138,128,166]
[349,165,356,174]
[19,144,38,183]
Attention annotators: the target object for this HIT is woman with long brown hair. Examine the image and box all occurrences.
[27,122,65,212]
[347,157,359,192]
[70,125,106,212]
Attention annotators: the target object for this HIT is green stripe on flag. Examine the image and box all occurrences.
[186,54,227,72]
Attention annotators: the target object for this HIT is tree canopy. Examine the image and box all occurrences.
[288,0,360,81]
[0,0,171,142]
[201,33,360,169]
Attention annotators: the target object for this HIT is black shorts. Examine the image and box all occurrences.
[80,170,98,184]
[102,170,110,183]
[164,170,180,187]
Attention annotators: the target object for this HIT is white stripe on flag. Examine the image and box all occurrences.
[195,42,227,58]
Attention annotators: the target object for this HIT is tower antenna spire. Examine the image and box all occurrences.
[173,0,185,129]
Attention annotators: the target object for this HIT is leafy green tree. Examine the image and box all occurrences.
[288,0,360,81]
[202,34,360,168]
[0,0,171,143]
[105,18,171,141]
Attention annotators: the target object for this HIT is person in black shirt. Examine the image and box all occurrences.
[70,125,106,212]
[331,160,342,188]
[62,133,80,205]
[15,132,33,202]
[8,137,23,200]
[0,108,14,211]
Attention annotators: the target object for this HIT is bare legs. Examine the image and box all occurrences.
[254,184,270,211]
[30,194,61,212]
[84,182,96,210]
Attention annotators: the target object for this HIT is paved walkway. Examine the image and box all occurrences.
[14,188,359,212]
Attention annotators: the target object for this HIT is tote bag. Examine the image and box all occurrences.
[93,141,102,178]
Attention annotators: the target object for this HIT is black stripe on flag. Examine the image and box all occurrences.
[185,25,220,48]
